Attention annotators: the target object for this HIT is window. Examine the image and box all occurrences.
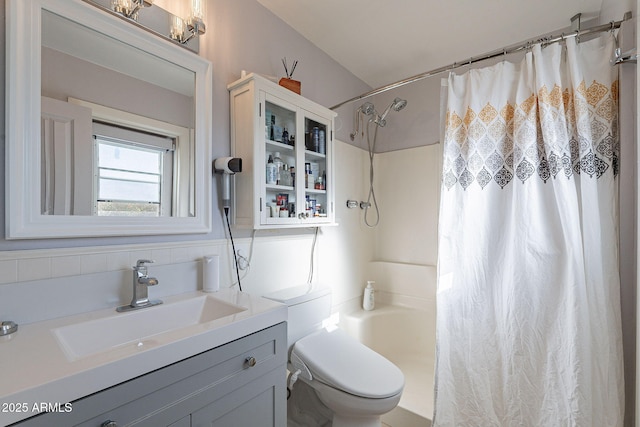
[93,122,174,217]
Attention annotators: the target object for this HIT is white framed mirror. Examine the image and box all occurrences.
[6,0,212,239]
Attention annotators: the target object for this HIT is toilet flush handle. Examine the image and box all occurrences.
[289,369,302,389]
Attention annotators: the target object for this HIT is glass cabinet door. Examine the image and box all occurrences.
[299,109,332,224]
[261,93,298,225]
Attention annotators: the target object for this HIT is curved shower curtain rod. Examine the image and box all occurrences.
[330,12,633,111]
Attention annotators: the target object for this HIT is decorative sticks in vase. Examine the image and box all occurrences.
[279,57,301,94]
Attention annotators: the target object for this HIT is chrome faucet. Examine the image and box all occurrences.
[116,259,162,312]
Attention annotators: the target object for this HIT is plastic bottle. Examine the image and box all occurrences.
[273,152,283,184]
[319,129,326,154]
[363,281,375,311]
[270,115,276,140]
[266,155,277,184]
[281,164,291,187]
[282,127,289,145]
[312,127,320,152]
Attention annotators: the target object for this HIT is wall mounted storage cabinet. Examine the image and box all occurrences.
[228,73,337,229]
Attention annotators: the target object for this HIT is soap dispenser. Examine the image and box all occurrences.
[363,281,375,311]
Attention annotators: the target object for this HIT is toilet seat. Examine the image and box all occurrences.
[291,328,404,399]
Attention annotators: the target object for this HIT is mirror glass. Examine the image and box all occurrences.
[6,0,212,239]
[41,10,195,217]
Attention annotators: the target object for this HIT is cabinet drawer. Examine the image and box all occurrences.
[13,323,287,427]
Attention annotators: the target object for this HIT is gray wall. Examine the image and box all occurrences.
[0,0,371,250]
[42,47,194,128]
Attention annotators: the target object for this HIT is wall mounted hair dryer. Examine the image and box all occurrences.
[213,157,242,210]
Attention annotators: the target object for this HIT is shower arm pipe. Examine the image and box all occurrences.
[330,12,631,111]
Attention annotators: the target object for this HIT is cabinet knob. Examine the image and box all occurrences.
[101,421,118,427]
[245,356,257,367]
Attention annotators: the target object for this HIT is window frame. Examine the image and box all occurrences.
[93,132,172,217]
[69,97,194,218]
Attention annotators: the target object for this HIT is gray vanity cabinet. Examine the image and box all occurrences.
[13,323,287,427]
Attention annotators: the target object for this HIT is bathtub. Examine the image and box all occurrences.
[342,304,435,427]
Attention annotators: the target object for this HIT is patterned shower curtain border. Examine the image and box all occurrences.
[442,80,619,191]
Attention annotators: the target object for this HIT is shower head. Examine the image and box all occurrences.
[360,101,375,116]
[350,98,407,139]
[391,97,407,112]
[350,101,377,140]
[374,97,408,127]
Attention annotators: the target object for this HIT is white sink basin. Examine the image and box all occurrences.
[53,295,247,360]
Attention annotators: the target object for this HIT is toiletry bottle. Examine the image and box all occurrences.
[270,115,276,140]
[266,155,277,184]
[319,129,326,154]
[363,281,375,311]
[281,164,291,187]
[282,128,289,145]
[312,127,320,152]
[273,152,283,184]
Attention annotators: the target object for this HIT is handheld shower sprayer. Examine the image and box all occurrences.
[347,97,407,227]
[374,97,408,127]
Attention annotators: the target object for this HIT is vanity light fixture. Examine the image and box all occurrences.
[170,0,207,44]
[111,0,153,21]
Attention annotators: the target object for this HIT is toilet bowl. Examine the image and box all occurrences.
[264,285,404,427]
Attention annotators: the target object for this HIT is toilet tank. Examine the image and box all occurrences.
[263,285,332,350]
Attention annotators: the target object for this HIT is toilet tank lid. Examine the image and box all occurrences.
[263,284,331,306]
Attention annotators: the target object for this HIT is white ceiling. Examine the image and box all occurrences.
[256,0,604,89]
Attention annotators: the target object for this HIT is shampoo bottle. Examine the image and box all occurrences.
[363,281,375,311]
[266,155,277,184]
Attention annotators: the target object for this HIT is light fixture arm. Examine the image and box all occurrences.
[111,0,153,21]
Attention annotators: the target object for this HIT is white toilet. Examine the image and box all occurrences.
[264,285,404,427]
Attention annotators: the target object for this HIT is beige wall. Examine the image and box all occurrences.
[374,144,440,266]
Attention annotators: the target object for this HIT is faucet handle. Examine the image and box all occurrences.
[135,259,154,268]
[136,259,155,267]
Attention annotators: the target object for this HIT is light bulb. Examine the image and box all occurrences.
[170,15,185,42]
[191,0,205,21]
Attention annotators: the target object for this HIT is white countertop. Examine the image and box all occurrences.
[0,289,287,425]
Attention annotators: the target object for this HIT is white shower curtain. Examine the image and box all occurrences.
[433,34,624,426]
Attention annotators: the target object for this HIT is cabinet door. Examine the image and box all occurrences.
[298,108,334,225]
[191,367,285,427]
[261,91,301,226]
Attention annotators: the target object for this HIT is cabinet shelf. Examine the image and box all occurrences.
[266,140,294,151]
[304,150,326,159]
[266,183,294,191]
[305,188,327,195]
